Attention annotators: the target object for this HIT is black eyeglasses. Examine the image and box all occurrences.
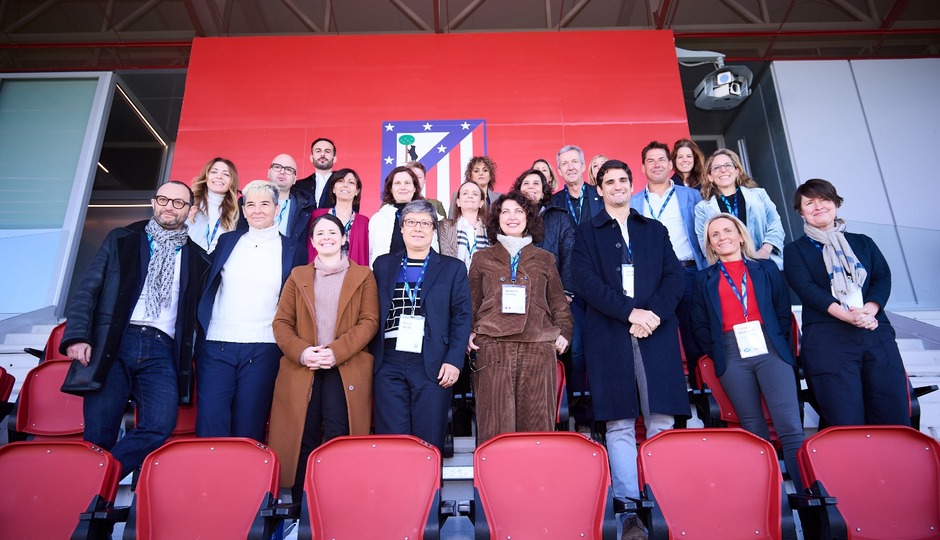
[270,163,297,175]
[154,196,191,209]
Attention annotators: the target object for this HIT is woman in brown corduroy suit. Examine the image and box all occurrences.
[468,191,573,444]
[269,214,379,502]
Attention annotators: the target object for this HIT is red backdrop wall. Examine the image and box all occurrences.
[171,30,689,216]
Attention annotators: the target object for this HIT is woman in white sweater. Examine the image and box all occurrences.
[188,157,240,253]
[194,180,299,441]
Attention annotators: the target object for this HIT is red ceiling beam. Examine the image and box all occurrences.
[675,27,940,39]
[880,0,910,29]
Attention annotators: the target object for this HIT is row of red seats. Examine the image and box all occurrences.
[1,427,937,539]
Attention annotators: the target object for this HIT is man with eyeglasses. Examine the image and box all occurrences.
[630,140,706,377]
[370,199,471,454]
[295,137,338,209]
[237,153,313,268]
[59,181,211,479]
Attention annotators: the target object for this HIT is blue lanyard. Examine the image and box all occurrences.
[808,238,824,252]
[331,208,355,237]
[146,234,182,255]
[719,192,739,217]
[277,200,289,225]
[509,252,521,282]
[399,255,430,307]
[644,187,675,221]
[623,243,633,264]
[718,262,749,320]
[205,218,222,247]
[566,191,584,224]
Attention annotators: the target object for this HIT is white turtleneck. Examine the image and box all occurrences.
[188,190,230,253]
[496,234,532,257]
[206,224,283,343]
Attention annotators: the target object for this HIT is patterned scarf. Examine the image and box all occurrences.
[144,218,190,319]
[803,218,868,307]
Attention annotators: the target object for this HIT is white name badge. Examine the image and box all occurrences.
[396,315,425,353]
[733,320,768,359]
[844,287,864,309]
[622,264,635,297]
[502,284,527,314]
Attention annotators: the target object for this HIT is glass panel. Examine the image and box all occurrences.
[0,79,97,229]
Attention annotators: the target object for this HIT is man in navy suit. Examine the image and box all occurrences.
[573,159,687,539]
[550,145,603,433]
[630,140,706,374]
[60,181,210,477]
[370,200,471,452]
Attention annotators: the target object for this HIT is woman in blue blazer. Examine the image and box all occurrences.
[784,179,910,427]
[692,213,804,491]
[194,180,300,441]
[370,200,472,453]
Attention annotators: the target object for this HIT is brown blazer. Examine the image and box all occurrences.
[468,242,573,343]
[268,260,379,486]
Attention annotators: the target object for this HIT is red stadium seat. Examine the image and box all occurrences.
[15,360,84,440]
[0,441,123,539]
[126,437,282,539]
[299,435,446,540]
[0,365,14,402]
[555,359,568,428]
[695,355,781,449]
[24,321,70,362]
[473,431,616,539]
[637,428,796,539]
[795,425,940,540]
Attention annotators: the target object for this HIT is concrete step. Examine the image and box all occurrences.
[2,333,47,347]
[29,324,58,337]
[896,338,926,352]
[902,350,940,376]
[1,352,41,402]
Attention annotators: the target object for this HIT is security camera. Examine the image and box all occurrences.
[693,66,754,110]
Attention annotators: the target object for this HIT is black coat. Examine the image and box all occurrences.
[535,204,575,293]
[572,209,688,420]
[237,187,314,268]
[294,172,334,209]
[59,220,211,404]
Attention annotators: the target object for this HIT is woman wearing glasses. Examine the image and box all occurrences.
[188,157,240,253]
[308,168,369,267]
[467,191,572,443]
[370,200,471,453]
[694,149,786,269]
[369,166,438,267]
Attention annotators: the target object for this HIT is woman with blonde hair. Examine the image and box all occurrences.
[694,149,785,269]
[189,157,240,253]
[437,180,489,271]
[587,154,608,186]
[692,212,804,492]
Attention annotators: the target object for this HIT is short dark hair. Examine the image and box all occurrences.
[310,137,336,154]
[381,166,421,205]
[163,180,194,204]
[596,159,633,185]
[793,178,844,212]
[326,168,362,206]
[641,141,671,163]
[486,190,544,244]
[511,169,552,208]
[310,213,345,238]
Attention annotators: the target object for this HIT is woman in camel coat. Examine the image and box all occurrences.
[269,214,380,502]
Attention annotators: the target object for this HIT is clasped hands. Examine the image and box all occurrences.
[629,308,660,338]
[299,346,336,370]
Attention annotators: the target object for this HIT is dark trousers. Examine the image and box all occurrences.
[83,324,179,478]
[719,331,805,492]
[374,345,451,453]
[801,322,910,426]
[291,367,348,503]
[195,341,281,441]
[677,266,703,382]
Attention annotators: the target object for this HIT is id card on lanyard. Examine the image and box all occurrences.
[621,241,634,297]
[719,262,768,358]
[502,251,526,313]
[396,255,429,353]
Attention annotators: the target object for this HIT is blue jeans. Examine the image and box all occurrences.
[83,324,179,477]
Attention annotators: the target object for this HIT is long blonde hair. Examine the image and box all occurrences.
[700,149,758,200]
[702,213,758,265]
[190,157,240,229]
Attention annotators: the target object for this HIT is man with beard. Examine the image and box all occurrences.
[60,181,211,478]
[296,137,337,208]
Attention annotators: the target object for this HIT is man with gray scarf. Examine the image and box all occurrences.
[60,181,211,478]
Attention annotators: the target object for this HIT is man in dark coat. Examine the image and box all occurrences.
[294,137,337,209]
[60,181,210,478]
[573,159,687,539]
